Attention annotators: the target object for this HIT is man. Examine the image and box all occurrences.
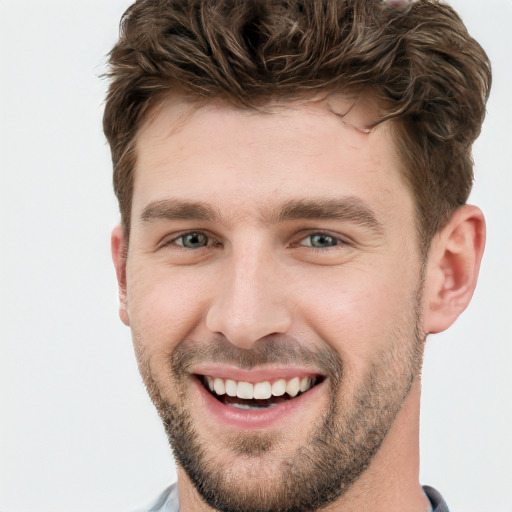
[103,0,491,510]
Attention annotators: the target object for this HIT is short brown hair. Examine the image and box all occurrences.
[103,0,491,252]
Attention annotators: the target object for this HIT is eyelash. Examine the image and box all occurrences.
[162,230,347,251]
[293,232,345,250]
[163,231,219,250]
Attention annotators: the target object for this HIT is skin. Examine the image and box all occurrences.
[112,95,485,512]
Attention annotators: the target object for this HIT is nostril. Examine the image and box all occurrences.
[204,285,293,349]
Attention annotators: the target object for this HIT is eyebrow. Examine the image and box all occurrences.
[273,197,384,234]
[140,196,383,234]
[140,199,220,223]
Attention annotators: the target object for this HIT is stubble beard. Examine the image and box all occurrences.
[134,290,425,512]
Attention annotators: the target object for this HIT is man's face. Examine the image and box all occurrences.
[119,96,427,511]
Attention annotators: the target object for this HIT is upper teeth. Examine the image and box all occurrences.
[204,376,316,399]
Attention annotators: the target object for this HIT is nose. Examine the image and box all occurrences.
[205,244,292,349]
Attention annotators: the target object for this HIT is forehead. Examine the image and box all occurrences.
[132,95,411,224]
[137,92,388,155]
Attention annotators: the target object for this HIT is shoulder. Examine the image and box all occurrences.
[132,484,179,512]
[423,485,450,512]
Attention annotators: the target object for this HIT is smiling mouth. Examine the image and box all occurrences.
[198,374,324,410]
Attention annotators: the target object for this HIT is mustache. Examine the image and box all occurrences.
[170,335,343,381]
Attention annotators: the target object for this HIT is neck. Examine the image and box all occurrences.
[323,378,430,512]
[177,378,430,512]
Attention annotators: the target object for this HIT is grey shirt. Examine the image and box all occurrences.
[136,483,449,512]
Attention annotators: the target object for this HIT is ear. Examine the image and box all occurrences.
[111,225,130,326]
[423,205,486,334]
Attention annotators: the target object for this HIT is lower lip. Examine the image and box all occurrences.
[192,376,327,430]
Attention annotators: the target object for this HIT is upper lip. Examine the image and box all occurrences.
[192,364,324,383]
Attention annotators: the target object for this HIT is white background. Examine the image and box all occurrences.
[1,1,511,511]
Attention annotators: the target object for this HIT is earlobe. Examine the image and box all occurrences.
[111,225,130,326]
[423,205,486,334]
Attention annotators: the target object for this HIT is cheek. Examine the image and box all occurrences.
[295,264,420,371]
[126,263,210,353]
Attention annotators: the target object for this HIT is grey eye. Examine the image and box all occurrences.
[309,234,339,248]
[180,232,209,249]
